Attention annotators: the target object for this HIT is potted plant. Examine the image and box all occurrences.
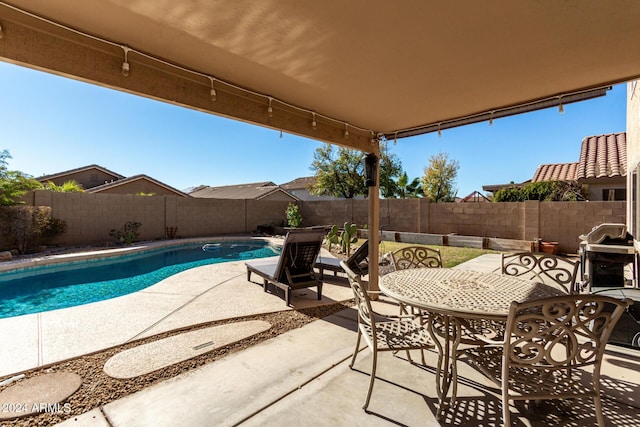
[539,240,559,254]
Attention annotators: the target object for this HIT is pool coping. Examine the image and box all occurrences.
[0,235,282,274]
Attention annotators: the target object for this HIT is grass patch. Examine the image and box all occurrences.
[370,240,500,268]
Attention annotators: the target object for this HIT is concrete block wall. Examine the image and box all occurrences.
[426,202,524,239]
[539,201,627,253]
[23,192,295,245]
[12,191,627,253]
[246,200,291,232]
[301,200,357,228]
[39,191,161,245]
[383,199,420,232]
[175,198,244,237]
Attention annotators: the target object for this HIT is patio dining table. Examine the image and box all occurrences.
[379,267,567,419]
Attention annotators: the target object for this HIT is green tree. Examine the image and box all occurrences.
[310,144,365,198]
[0,150,42,206]
[42,180,84,192]
[421,152,459,202]
[309,143,403,198]
[378,145,403,198]
[396,172,424,198]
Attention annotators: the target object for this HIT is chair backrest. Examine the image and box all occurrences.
[274,229,325,283]
[345,240,369,275]
[503,295,630,374]
[390,245,442,270]
[501,252,580,294]
[341,260,376,331]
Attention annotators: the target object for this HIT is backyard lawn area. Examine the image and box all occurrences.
[373,240,499,268]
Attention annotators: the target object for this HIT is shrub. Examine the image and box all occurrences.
[285,203,303,228]
[109,221,142,245]
[0,206,67,254]
[493,181,585,202]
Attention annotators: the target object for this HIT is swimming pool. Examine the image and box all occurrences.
[0,240,280,319]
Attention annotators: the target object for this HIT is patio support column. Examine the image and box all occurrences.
[367,153,380,293]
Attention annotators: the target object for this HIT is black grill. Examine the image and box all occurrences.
[579,223,637,289]
[579,223,640,349]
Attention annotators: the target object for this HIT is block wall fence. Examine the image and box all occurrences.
[7,191,627,254]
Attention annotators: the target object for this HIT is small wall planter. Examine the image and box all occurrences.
[539,241,559,254]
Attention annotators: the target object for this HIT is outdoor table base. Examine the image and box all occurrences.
[428,312,462,419]
[427,312,498,419]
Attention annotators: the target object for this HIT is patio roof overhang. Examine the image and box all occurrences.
[1,1,640,151]
[2,1,640,290]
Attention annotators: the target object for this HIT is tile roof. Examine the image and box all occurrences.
[189,182,298,200]
[532,162,579,182]
[576,132,627,179]
[482,181,531,193]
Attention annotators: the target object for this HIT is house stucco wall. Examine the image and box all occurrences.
[586,180,627,201]
[258,192,298,202]
[627,81,640,239]
[39,169,119,190]
[92,181,185,197]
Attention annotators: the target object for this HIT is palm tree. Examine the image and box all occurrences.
[396,172,424,198]
[42,180,84,192]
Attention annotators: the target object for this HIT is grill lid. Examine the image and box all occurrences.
[579,223,629,244]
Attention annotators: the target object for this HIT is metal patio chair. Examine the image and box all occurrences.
[390,245,443,270]
[341,261,433,411]
[460,294,631,426]
[501,251,580,294]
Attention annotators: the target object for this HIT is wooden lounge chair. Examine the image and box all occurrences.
[245,229,325,306]
[315,240,369,279]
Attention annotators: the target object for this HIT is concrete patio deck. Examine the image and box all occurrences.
[1,248,639,426]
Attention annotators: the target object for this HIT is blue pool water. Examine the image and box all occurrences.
[0,240,280,319]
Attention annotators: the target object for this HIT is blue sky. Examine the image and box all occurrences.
[0,61,628,197]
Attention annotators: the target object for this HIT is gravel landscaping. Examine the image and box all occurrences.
[0,302,352,426]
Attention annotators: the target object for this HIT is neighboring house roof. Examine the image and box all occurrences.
[37,164,125,183]
[576,132,627,180]
[482,181,530,194]
[281,176,316,190]
[189,182,299,200]
[484,132,627,195]
[87,175,190,197]
[459,191,491,203]
[532,162,579,182]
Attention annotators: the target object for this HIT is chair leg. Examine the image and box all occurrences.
[502,395,511,427]
[317,283,322,300]
[397,304,414,363]
[594,394,605,427]
[363,347,378,411]
[349,330,362,369]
